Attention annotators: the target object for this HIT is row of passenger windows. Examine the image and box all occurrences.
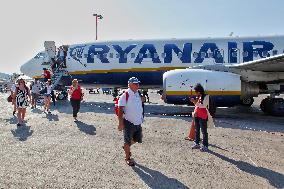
[87,50,282,59]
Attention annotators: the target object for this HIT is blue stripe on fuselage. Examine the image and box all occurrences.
[70,71,165,86]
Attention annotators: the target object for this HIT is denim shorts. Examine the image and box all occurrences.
[123,119,142,145]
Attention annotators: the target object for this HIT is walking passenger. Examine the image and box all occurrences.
[68,79,83,122]
[190,83,209,152]
[117,77,144,166]
[30,78,41,109]
[14,79,31,126]
[43,79,53,113]
[10,81,18,115]
[42,68,51,82]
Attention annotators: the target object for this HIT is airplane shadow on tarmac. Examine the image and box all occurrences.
[54,100,284,132]
[55,101,192,122]
[11,124,33,141]
[74,121,96,135]
[132,163,189,189]
[209,150,284,189]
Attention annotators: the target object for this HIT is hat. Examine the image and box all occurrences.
[43,68,47,70]
[128,77,140,84]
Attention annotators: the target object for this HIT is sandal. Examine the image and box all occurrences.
[125,158,135,166]
[184,137,194,141]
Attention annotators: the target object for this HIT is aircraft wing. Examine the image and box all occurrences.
[228,53,284,72]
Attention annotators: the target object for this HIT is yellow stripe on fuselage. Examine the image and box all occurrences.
[34,67,188,78]
[68,67,188,75]
[166,91,241,96]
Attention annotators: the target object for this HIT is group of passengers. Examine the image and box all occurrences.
[8,76,211,166]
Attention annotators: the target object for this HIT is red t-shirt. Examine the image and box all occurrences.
[44,70,51,79]
[70,86,82,100]
[195,96,208,119]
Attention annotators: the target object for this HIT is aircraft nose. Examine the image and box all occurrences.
[20,61,31,76]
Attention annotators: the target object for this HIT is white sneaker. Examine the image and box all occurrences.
[200,146,208,152]
[191,144,200,149]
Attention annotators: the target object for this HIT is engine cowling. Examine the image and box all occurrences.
[163,69,243,107]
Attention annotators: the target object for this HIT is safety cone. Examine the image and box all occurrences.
[185,119,195,141]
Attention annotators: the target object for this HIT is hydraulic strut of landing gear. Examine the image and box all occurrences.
[260,95,284,116]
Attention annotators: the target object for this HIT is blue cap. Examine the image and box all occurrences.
[128,77,140,84]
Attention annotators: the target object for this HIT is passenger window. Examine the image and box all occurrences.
[208,52,213,58]
[216,52,222,58]
[272,50,278,56]
[262,51,268,57]
[243,51,248,57]
[232,52,238,58]
[193,52,199,58]
[109,53,113,58]
[131,53,135,58]
[154,53,159,59]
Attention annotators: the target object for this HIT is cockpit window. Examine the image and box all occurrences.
[34,52,45,59]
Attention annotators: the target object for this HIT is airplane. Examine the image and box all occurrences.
[20,35,284,116]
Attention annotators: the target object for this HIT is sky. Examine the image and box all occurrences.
[0,0,283,74]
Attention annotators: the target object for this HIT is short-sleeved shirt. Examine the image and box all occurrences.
[70,85,82,100]
[31,83,41,94]
[118,88,143,125]
[46,85,53,95]
[194,96,208,119]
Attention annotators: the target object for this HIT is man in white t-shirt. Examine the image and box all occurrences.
[118,77,144,166]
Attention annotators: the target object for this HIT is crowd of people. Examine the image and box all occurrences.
[8,76,213,166]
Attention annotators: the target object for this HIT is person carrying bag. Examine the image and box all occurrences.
[68,79,83,122]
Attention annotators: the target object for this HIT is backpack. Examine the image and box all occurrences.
[114,91,129,116]
[114,91,144,117]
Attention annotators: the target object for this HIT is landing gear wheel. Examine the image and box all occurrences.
[261,98,284,116]
[260,98,270,113]
[241,97,254,107]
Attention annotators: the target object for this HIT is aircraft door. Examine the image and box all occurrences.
[44,41,56,60]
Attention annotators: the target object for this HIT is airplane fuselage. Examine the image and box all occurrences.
[21,36,284,87]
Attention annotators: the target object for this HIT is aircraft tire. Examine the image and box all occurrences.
[266,98,284,116]
[260,98,270,113]
[241,97,254,107]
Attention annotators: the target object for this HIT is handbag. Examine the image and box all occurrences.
[7,95,13,102]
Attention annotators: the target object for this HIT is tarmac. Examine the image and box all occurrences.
[0,90,283,188]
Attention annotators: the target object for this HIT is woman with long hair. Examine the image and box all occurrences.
[68,79,83,122]
[14,79,31,126]
[43,79,53,113]
[190,83,209,151]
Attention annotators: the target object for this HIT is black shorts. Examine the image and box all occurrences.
[123,119,142,145]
